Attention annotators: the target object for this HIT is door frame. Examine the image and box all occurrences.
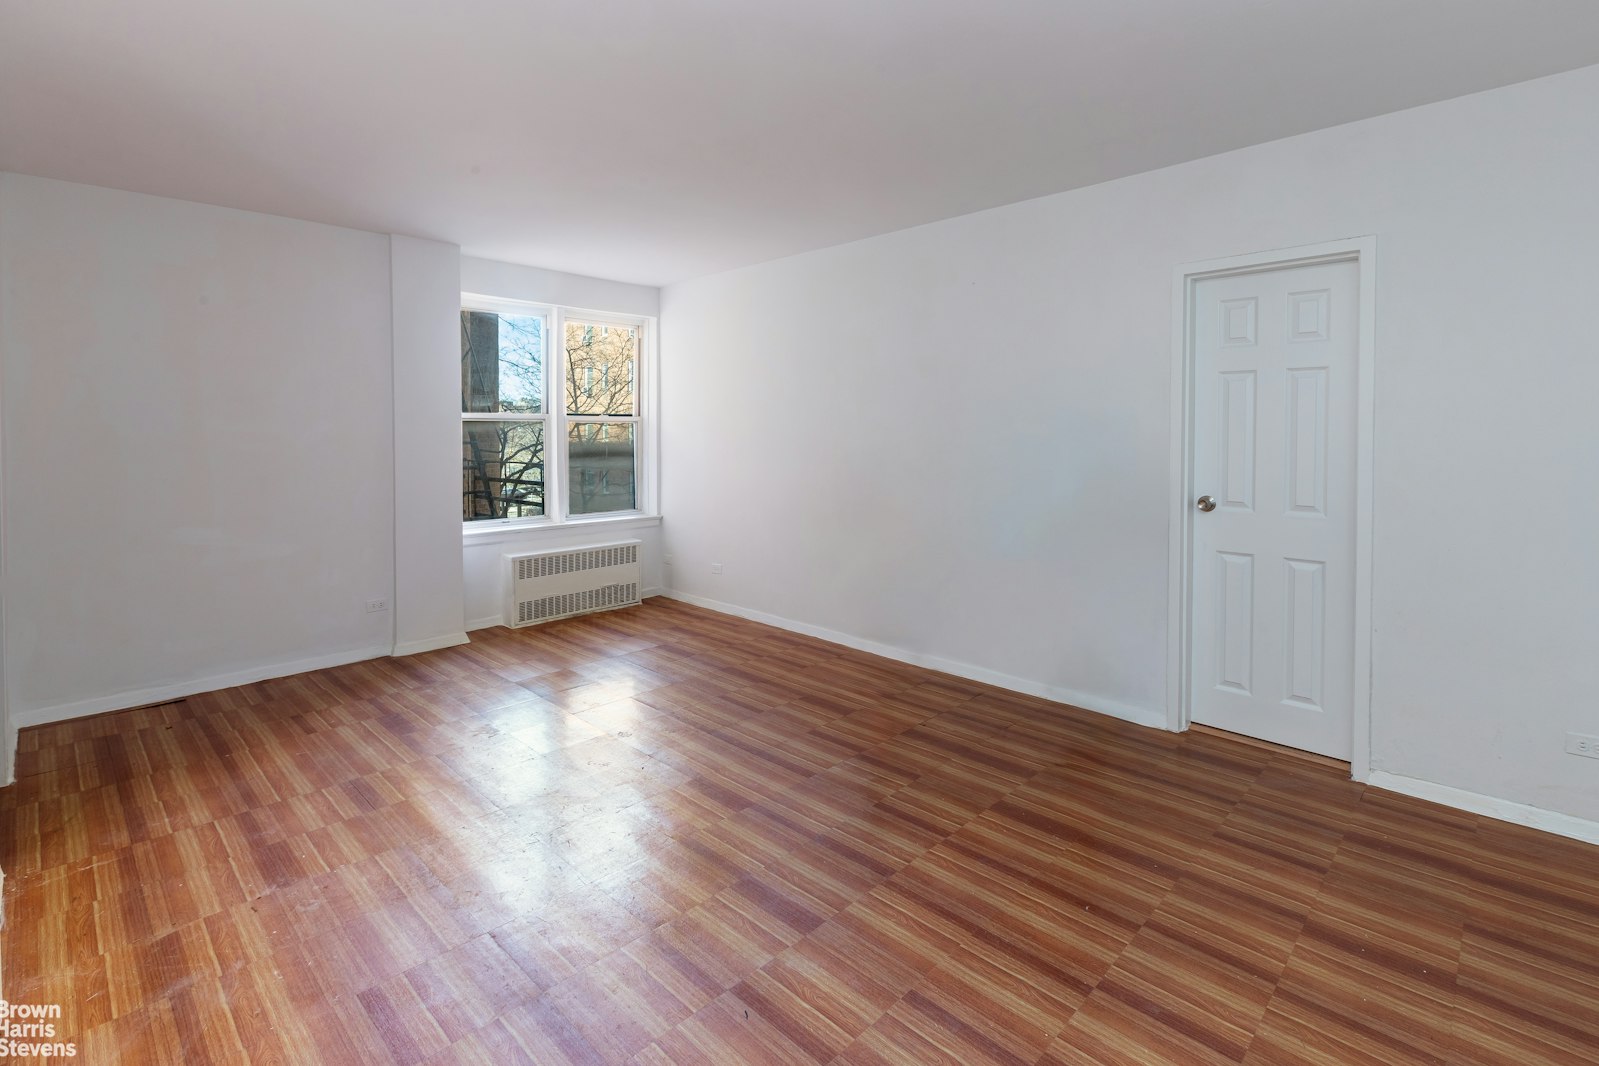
[1166,237,1377,780]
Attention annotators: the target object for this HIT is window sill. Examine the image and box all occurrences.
[461,513,662,548]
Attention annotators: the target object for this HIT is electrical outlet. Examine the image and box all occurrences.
[1565,732,1599,759]
[365,599,389,613]
[664,554,675,567]
[710,563,724,575]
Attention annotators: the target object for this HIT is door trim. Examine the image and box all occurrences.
[1166,237,1376,781]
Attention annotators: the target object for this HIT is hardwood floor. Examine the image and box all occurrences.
[2,598,1597,1064]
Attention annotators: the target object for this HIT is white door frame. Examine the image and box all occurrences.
[1166,237,1377,781]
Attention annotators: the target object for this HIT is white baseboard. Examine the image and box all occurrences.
[1368,770,1599,846]
[10,643,393,732]
[661,589,1165,730]
[393,632,470,656]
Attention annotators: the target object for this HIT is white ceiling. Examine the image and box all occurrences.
[4,1,1598,286]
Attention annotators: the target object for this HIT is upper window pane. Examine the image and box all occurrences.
[565,320,636,416]
[462,310,544,414]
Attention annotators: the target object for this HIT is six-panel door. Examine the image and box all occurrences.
[1190,260,1357,759]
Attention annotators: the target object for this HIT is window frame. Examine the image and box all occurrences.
[460,293,655,532]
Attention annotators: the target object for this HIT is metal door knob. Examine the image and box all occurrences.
[1196,495,1217,512]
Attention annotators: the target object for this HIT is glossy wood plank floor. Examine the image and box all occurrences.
[3,599,1598,1065]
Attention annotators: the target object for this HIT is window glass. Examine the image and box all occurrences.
[565,320,635,416]
[462,310,544,414]
[463,421,545,519]
[568,422,636,515]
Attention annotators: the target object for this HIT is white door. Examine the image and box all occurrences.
[1190,259,1357,759]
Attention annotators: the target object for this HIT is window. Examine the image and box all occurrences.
[461,296,648,525]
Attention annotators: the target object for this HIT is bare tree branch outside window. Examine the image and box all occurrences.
[463,311,546,519]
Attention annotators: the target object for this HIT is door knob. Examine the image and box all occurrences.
[1196,495,1217,512]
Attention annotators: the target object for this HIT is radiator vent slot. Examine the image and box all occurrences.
[507,539,642,627]
[515,543,638,581]
[517,583,640,625]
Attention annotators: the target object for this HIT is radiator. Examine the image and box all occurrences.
[507,540,642,627]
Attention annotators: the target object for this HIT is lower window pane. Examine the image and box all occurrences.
[463,421,545,520]
[568,422,636,515]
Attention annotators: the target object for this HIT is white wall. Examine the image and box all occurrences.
[392,235,469,654]
[0,185,664,762]
[459,256,663,629]
[462,257,659,319]
[661,65,1599,823]
[0,174,398,729]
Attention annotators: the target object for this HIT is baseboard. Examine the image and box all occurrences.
[392,632,470,656]
[10,643,393,732]
[1368,770,1599,846]
[661,589,1166,730]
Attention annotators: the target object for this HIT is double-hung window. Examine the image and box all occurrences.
[461,296,647,526]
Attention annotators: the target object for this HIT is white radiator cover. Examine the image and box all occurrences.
[506,539,642,627]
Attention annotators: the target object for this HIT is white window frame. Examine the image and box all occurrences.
[461,293,656,532]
